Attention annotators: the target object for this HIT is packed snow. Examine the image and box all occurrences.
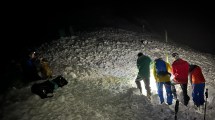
[1,28,215,120]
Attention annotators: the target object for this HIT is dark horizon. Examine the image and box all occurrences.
[3,3,215,59]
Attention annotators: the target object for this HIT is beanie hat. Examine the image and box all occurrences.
[137,52,143,57]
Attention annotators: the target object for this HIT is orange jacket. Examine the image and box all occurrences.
[189,65,205,84]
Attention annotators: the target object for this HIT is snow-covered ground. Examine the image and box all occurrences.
[1,28,215,120]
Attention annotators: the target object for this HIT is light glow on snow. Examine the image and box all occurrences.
[1,28,215,120]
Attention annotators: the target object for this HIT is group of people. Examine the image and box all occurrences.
[22,50,53,84]
[135,52,206,107]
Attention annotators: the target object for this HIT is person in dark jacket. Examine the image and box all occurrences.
[171,53,190,106]
[135,52,152,98]
[22,50,41,83]
[189,64,206,107]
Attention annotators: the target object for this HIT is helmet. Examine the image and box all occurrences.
[172,53,179,58]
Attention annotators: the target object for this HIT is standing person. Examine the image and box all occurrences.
[189,64,206,107]
[171,53,190,106]
[151,58,173,105]
[135,52,152,98]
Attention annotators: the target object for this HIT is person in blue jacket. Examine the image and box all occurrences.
[22,50,41,83]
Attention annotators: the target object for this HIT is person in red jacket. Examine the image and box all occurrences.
[171,53,190,106]
[189,64,206,107]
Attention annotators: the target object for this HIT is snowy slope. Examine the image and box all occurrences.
[1,28,215,120]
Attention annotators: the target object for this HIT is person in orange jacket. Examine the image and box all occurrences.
[39,58,53,79]
[189,64,206,107]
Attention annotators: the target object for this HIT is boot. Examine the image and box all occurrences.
[184,96,190,106]
[147,92,151,100]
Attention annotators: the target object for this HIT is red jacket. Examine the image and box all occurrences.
[190,66,205,84]
[172,58,189,84]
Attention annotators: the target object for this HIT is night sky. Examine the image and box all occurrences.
[2,2,215,62]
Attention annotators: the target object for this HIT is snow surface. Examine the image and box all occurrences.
[1,28,215,120]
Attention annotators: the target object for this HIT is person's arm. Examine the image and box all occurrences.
[136,60,140,69]
[150,61,158,81]
[170,63,177,84]
[166,62,172,76]
[188,65,196,84]
[188,73,192,84]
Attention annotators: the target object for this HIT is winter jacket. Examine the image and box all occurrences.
[189,65,205,84]
[23,58,41,81]
[172,58,189,84]
[137,55,152,78]
[152,61,171,82]
[40,61,52,79]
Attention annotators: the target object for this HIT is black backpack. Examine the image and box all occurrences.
[155,59,169,76]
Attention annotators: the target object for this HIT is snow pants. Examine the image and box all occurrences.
[135,74,151,97]
[192,83,205,106]
[156,81,173,105]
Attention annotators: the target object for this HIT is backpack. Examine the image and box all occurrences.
[155,59,168,76]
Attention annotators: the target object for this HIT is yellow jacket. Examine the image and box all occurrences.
[151,61,171,82]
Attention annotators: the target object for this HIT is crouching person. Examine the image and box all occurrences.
[189,64,206,107]
[151,58,173,105]
[39,58,53,79]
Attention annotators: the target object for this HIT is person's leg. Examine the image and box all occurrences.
[164,82,173,105]
[198,83,205,106]
[135,74,142,94]
[180,83,190,106]
[171,84,177,99]
[192,84,200,107]
[135,81,142,94]
[157,82,164,104]
[143,77,151,97]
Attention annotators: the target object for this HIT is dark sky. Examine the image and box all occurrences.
[2,2,215,60]
[142,3,215,55]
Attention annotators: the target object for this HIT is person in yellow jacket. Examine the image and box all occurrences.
[151,58,173,105]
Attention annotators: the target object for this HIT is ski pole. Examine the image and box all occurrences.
[204,88,208,120]
[175,99,179,120]
[165,30,169,63]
